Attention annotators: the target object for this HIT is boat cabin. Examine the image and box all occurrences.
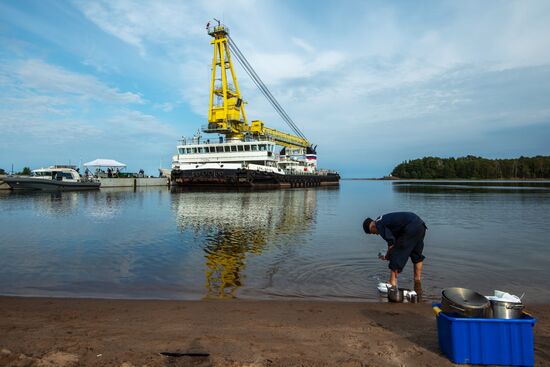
[31,166,82,182]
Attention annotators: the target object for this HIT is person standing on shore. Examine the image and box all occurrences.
[363,212,427,292]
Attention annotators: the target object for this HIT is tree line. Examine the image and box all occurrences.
[0,167,31,175]
[391,155,550,179]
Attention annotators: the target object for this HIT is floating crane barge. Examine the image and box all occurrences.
[171,22,340,188]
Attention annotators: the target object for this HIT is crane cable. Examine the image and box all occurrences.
[227,35,308,141]
[227,36,306,140]
[228,39,306,141]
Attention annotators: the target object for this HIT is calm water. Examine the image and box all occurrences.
[1,180,549,302]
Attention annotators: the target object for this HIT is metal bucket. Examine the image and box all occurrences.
[387,287,404,303]
[441,287,491,318]
[491,300,524,319]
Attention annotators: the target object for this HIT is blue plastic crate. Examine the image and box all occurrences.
[433,303,536,366]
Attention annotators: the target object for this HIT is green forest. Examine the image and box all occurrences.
[391,156,550,179]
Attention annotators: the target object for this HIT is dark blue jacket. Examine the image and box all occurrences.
[374,212,426,246]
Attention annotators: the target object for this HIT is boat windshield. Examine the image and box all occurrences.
[32,171,52,177]
[31,170,75,179]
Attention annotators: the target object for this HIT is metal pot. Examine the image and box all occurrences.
[387,287,404,303]
[441,287,491,318]
[491,300,524,319]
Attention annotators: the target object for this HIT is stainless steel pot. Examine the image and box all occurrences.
[491,300,524,319]
[441,287,491,318]
[387,287,404,303]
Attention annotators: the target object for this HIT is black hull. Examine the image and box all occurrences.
[3,177,100,191]
[171,168,340,189]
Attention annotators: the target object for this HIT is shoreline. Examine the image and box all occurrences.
[343,177,550,181]
[1,296,548,366]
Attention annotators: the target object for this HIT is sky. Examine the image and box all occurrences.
[1,0,549,177]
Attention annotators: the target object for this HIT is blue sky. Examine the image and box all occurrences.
[1,0,549,177]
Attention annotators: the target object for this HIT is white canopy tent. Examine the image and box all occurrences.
[83,159,126,168]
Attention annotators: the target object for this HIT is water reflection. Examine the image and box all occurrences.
[0,190,82,216]
[390,180,550,301]
[34,191,79,215]
[393,180,550,194]
[1,189,133,218]
[3,182,550,301]
[171,190,318,298]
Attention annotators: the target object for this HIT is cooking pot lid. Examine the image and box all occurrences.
[442,287,490,309]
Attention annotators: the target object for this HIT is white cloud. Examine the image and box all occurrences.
[291,37,314,53]
[106,109,177,138]
[154,102,175,112]
[0,58,174,157]
[74,0,202,55]
[13,59,143,104]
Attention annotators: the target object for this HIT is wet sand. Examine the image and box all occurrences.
[0,296,548,366]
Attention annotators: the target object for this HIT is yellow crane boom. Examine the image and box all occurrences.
[205,21,311,149]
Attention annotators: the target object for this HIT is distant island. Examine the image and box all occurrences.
[391,155,550,179]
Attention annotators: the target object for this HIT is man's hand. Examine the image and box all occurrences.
[379,245,394,261]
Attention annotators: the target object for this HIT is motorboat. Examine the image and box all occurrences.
[3,166,100,191]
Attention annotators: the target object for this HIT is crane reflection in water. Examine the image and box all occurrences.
[171,189,318,299]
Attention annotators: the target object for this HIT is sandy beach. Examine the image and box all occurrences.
[0,296,548,366]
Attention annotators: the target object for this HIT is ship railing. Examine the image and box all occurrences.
[179,133,276,146]
[317,169,339,175]
[284,171,316,176]
[283,169,338,176]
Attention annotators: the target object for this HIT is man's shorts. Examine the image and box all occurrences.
[388,221,427,273]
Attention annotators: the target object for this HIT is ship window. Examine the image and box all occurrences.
[259,144,266,151]
[192,148,197,154]
[244,145,250,151]
[231,145,237,152]
[186,148,192,154]
[251,145,258,151]
[178,148,184,154]
[216,146,223,152]
[199,147,206,154]
[238,145,244,152]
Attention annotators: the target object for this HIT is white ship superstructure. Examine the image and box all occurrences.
[172,135,318,175]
